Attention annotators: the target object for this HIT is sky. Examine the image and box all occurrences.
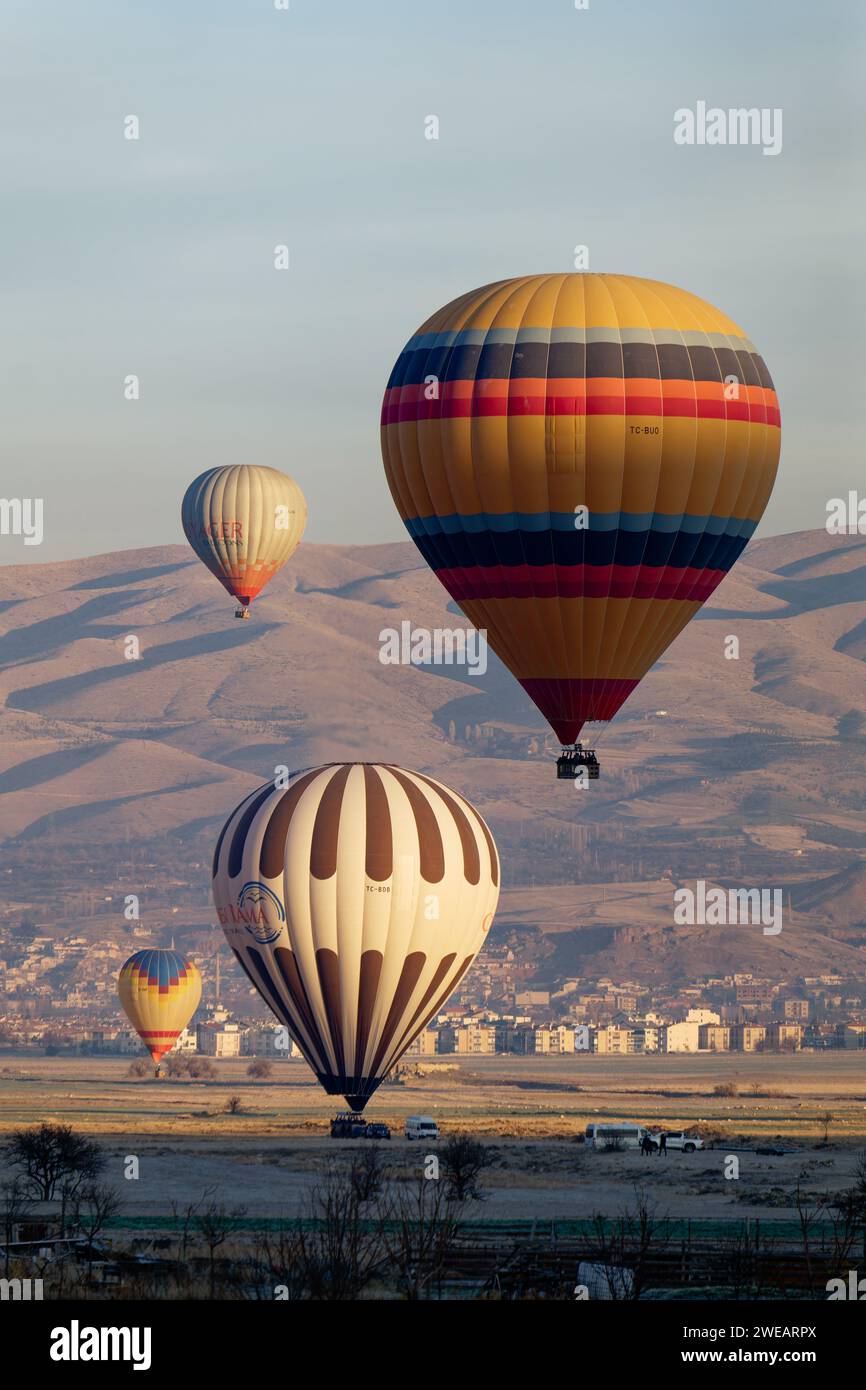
[2,0,864,562]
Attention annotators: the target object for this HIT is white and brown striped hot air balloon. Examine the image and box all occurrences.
[212,763,500,1111]
[181,464,307,619]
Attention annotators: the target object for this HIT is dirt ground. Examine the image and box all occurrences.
[1,1052,864,1225]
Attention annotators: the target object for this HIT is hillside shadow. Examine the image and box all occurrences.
[0,743,111,794]
[296,564,425,603]
[773,538,866,577]
[702,562,866,623]
[66,562,193,591]
[10,776,226,842]
[0,590,161,667]
[6,623,275,713]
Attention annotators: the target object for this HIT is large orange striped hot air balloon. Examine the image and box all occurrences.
[118,949,202,1074]
[212,763,500,1111]
[381,274,781,777]
[181,464,306,619]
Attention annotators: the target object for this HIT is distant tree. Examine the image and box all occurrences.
[439,1133,495,1202]
[246,1059,272,1080]
[164,1054,215,1080]
[4,1124,105,1202]
[163,1053,191,1078]
[226,1095,243,1115]
[714,1082,738,1098]
[126,1058,151,1079]
[818,1112,834,1145]
[188,1057,215,1080]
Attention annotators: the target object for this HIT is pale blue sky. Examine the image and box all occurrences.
[2,0,863,561]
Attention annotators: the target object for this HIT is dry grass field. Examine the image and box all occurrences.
[1,1053,864,1226]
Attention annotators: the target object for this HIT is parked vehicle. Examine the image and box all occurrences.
[654,1130,704,1152]
[365,1122,390,1140]
[405,1115,440,1141]
[585,1123,651,1151]
[330,1111,368,1138]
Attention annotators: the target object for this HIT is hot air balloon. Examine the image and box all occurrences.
[381,274,781,777]
[212,763,499,1111]
[181,464,307,619]
[118,949,202,1075]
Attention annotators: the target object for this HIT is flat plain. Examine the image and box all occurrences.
[2,1053,864,1226]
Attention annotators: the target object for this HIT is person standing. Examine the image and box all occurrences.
[659,1131,667,1157]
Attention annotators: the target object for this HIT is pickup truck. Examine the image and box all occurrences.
[651,1130,704,1152]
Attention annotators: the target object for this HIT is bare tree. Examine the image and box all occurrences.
[585,1184,671,1300]
[0,1179,32,1277]
[69,1182,122,1285]
[195,1200,247,1298]
[380,1174,460,1300]
[170,1185,218,1264]
[3,1124,105,1202]
[792,1181,822,1296]
[294,1164,387,1300]
[253,1224,306,1301]
[439,1133,495,1203]
[247,1060,272,1080]
[349,1146,389,1205]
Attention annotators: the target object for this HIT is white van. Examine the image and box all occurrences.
[405,1115,440,1141]
[585,1122,649,1151]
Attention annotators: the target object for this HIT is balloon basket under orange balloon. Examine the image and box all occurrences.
[234,607,251,620]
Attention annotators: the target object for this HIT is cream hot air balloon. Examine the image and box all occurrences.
[181,464,307,618]
[212,763,500,1111]
[117,949,202,1076]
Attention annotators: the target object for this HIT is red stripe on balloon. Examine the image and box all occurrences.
[434,562,727,603]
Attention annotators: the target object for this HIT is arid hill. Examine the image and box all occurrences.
[1,529,864,982]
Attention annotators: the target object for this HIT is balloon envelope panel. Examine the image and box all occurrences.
[381,273,781,743]
[212,763,500,1110]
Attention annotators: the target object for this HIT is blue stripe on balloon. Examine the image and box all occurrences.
[404,511,755,539]
[402,513,755,573]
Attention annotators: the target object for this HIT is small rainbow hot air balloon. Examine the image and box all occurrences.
[381,273,781,778]
[118,949,202,1075]
[181,464,307,619]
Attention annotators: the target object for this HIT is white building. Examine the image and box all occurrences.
[661,1020,702,1053]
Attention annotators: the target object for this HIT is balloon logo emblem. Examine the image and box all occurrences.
[238,881,285,945]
